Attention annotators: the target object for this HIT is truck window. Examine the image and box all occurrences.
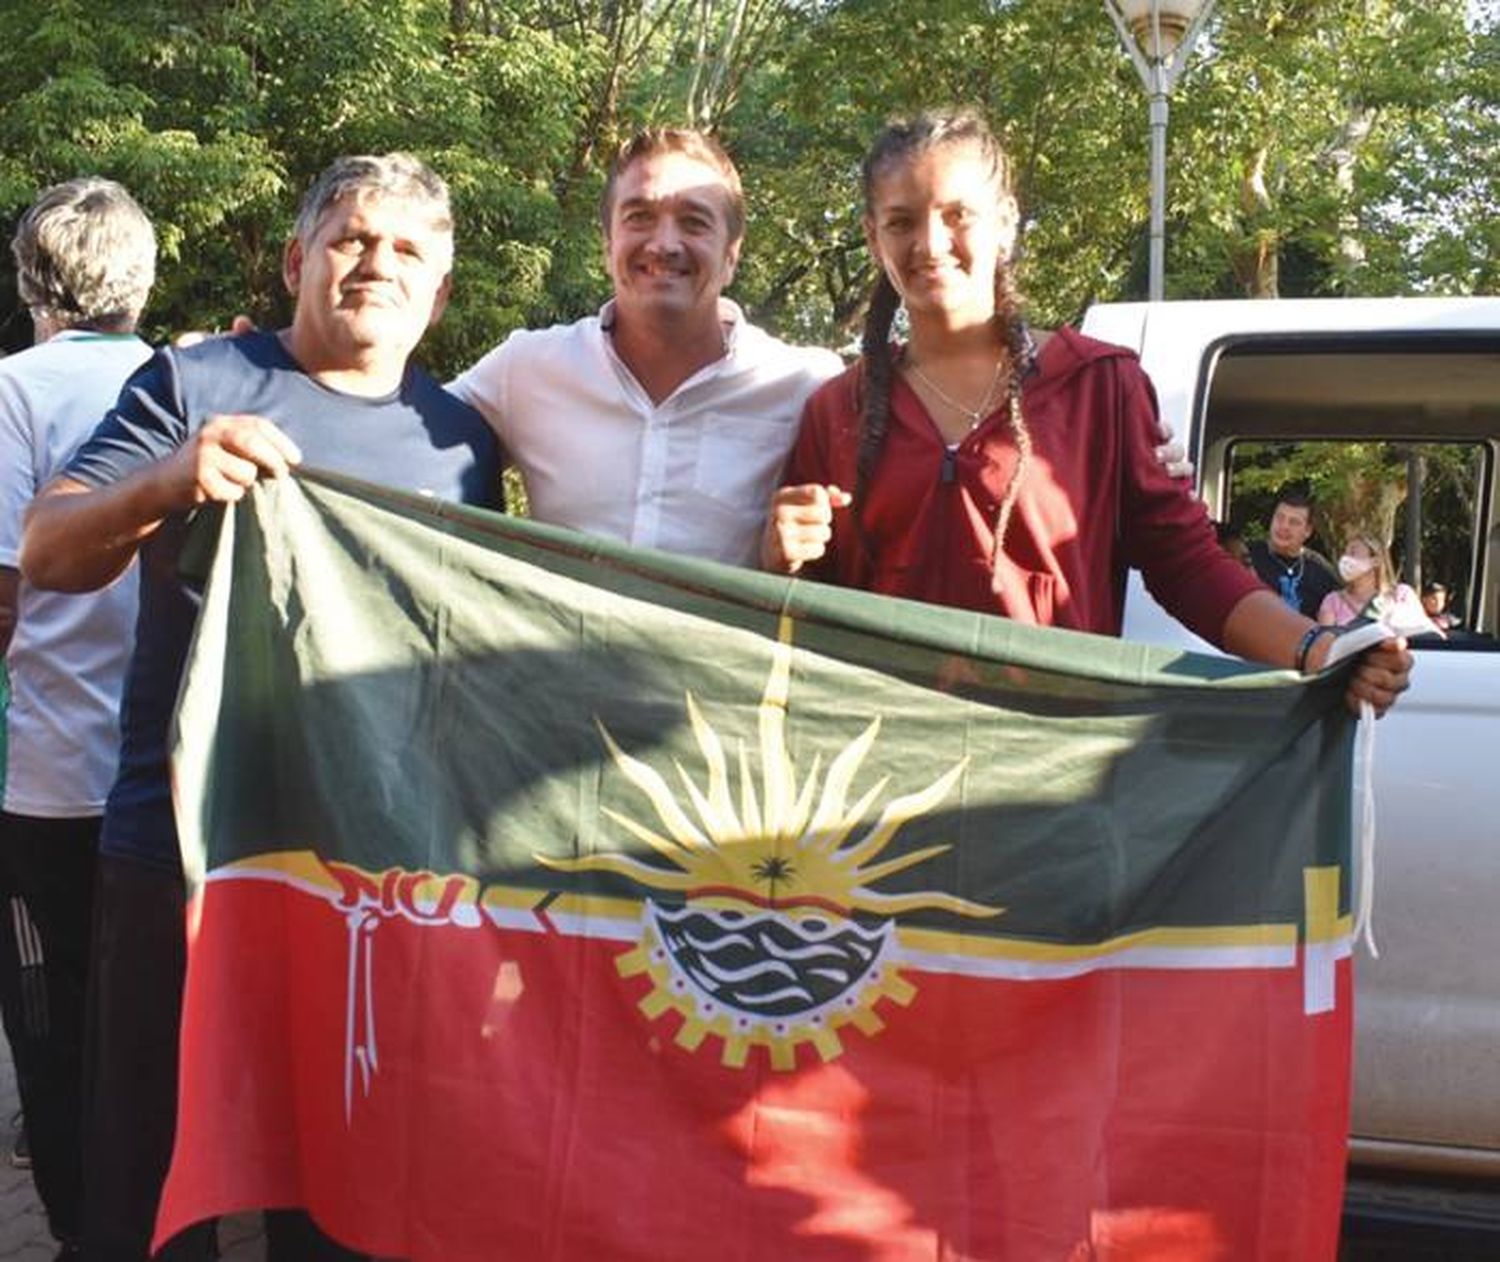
[1196,338,1499,647]
[1225,438,1485,641]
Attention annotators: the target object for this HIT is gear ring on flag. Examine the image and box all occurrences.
[617,900,912,1069]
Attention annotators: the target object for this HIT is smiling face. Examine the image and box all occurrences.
[603,150,742,334]
[863,140,1018,328]
[283,191,452,374]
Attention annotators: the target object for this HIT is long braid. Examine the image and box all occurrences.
[855,274,902,511]
[989,259,1033,588]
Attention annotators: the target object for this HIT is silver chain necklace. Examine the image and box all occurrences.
[905,355,1008,428]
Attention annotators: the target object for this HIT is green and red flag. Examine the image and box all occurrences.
[160,472,1356,1261]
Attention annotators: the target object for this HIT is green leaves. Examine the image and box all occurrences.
[0,0,1492,363]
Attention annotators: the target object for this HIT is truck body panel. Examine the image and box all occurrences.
[1082,298,1500,1177]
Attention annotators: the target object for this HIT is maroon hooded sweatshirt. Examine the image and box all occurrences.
[782,326,1264,643]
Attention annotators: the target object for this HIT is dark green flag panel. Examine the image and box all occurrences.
[173,471,1354,943]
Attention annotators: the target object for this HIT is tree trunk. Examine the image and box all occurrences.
[1404,449,1426,587]
[701,0,750,125]
[555,9,632,214]
[684,0,711,125]
[1326,102,1375,291]
[1233,146,1280,298]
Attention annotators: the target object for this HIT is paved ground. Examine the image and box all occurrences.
[0,1040,265,1261]
[0,1048,49,1262]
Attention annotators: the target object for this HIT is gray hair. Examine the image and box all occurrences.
[12,177,157,331]
[293,153,453,255]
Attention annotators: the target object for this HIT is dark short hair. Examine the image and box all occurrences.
[1274,486,1314,513]
[12,177,156,330]
[599,128,746,243]
[293,153,452,258]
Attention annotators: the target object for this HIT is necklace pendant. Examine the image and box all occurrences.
[907,353,1007,430]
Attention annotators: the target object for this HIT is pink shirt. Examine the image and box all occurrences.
[1318,583,1439,635]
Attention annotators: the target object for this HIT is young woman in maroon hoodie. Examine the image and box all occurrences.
[762,108,1410,712]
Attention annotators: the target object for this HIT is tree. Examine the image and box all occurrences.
[0,0,599,361]
[1168,0,1487,299]
[1228,438,1482,595]
[1,0,1495,370]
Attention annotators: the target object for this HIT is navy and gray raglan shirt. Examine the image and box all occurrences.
[63,330,503,873]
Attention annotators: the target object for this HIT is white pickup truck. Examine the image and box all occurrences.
[1084,298,1500,1241]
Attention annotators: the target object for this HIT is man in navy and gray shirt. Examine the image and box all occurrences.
[21,154,500,1262]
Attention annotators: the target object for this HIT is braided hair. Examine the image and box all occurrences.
[856,109,1033,581]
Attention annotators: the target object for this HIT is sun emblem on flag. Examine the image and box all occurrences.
[538,616,1001,1069]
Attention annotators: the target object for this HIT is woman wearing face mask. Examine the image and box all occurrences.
[1318,532,1441,637]
[761,108,1413,713]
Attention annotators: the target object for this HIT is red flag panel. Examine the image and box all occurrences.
[160,871,1349,1261]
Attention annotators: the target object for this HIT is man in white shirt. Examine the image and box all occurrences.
[448,127,1201,567]
[449,128,842,566]
[0,177,157,1260]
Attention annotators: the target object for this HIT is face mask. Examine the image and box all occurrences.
[1339,554,1374,582]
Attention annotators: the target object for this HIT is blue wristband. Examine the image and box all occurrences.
[1295,624,1337,673]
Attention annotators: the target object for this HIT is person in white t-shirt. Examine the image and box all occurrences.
[0,177,156,1257]
[449,128,842,565]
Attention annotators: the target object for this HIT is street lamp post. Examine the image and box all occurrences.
[1104,0,1217,302]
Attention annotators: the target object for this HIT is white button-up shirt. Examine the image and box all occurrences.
[450,300,842,566]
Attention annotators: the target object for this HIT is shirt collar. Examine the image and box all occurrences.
[597,297,746,361]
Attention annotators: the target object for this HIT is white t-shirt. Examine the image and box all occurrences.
[449,299,842,566]
[0,331,152,817]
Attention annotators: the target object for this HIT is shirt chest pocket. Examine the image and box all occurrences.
[690,417,795,515]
